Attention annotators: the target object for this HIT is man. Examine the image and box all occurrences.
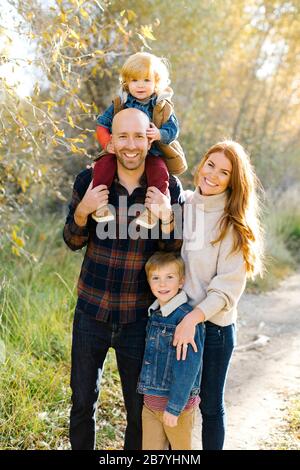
[63,108,184,450]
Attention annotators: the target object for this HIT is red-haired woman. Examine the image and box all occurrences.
[174,140,264,450]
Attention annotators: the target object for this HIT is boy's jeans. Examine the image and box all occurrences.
[70,309,147,450]
[200,321,236,450]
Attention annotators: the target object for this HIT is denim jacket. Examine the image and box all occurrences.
[137,291,205,416]
[96,91,179,157]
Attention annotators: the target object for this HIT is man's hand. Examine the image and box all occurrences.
[74,181,109,226]
[146,123,161,144]
[144,186,172,221]
[163,411,178,428]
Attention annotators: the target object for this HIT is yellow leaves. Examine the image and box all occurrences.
[70,143,85,155]
[42,100,57,112]
[54,128,65,138]
[140,25,156,41]
[17,177,30,193]
[11,246,21,257]
[11,227,25,256]
[120,10,137,22]
[66,137,84,144]
[127,10,137,22]
[91,65,98,78]
[77,99,89,113]
[67,114,75,128]
[12,229,25,248]
[116,20,127,36]
[37,165,48,177]
[68,29,80,41]
[27,12,35,21]
[60,12,68,24]
[80,8,89,20]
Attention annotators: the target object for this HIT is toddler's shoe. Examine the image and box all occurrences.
[135,208,158,229]
[92,205,115,223]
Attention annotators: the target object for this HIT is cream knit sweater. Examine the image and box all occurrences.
[181,188,247,327]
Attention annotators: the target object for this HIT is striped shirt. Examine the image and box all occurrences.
[63,168,184,323]
[144,394,200,412]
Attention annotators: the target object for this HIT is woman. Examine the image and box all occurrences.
[173,140,264,450]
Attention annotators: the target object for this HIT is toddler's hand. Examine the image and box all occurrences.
[146,123,161,144]
[163,411,178,428]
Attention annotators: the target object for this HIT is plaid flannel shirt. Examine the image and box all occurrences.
[63,168,184,323]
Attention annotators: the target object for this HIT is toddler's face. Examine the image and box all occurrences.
[148,263,184,307]
[128,73,156,100]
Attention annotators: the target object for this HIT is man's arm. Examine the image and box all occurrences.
[63,169,109,251]
[63,170,92,251]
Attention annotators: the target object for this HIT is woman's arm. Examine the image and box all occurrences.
[174,228,247,360]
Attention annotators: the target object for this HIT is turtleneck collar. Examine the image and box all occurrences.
[190,187,228,212]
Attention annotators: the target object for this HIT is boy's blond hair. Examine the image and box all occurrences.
[145,252,185,280]
[120,52,170,94]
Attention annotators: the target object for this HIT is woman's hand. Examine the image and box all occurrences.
[163,411,178,428]
[173,308,205,360]
[144,186,172,221]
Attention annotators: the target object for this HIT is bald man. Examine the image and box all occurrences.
[63,108,184,450]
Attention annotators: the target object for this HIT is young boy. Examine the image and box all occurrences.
[137,252,204,450]
[92,52,187,228]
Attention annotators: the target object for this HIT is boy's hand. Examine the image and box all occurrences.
[146,123,161,144]
[163,411,178,428]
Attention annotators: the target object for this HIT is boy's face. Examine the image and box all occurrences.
[128,73,156,100]
[148,263,184,307]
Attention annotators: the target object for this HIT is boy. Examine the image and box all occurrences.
[137,252,204,450]
[92,52,186,227]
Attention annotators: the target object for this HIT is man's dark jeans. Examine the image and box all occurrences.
[200,321,236,450]
[70,309,147,450]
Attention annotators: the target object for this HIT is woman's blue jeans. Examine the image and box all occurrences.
[200,321,236,450]
[69,310,147,450]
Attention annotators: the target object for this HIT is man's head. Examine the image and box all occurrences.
[111,108,151,172]
[145,252,185,306]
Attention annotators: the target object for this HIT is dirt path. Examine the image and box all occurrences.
[193,271,300,450]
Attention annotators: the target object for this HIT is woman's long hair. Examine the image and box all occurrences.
[194,140,265,278]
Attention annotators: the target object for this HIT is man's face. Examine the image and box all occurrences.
[112,112,151,171]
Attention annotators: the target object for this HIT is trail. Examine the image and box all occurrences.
[193,271,300,450]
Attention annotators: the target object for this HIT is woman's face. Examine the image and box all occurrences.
[198,151,232,196]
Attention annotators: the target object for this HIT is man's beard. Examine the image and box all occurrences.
[116,150,146,171]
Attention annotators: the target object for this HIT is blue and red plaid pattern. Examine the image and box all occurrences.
[63,168,184,323]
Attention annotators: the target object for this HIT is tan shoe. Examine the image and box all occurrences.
[135,208,158,229]
[92,205,115,223]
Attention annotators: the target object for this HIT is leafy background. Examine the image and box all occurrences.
[0,0,299,449]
